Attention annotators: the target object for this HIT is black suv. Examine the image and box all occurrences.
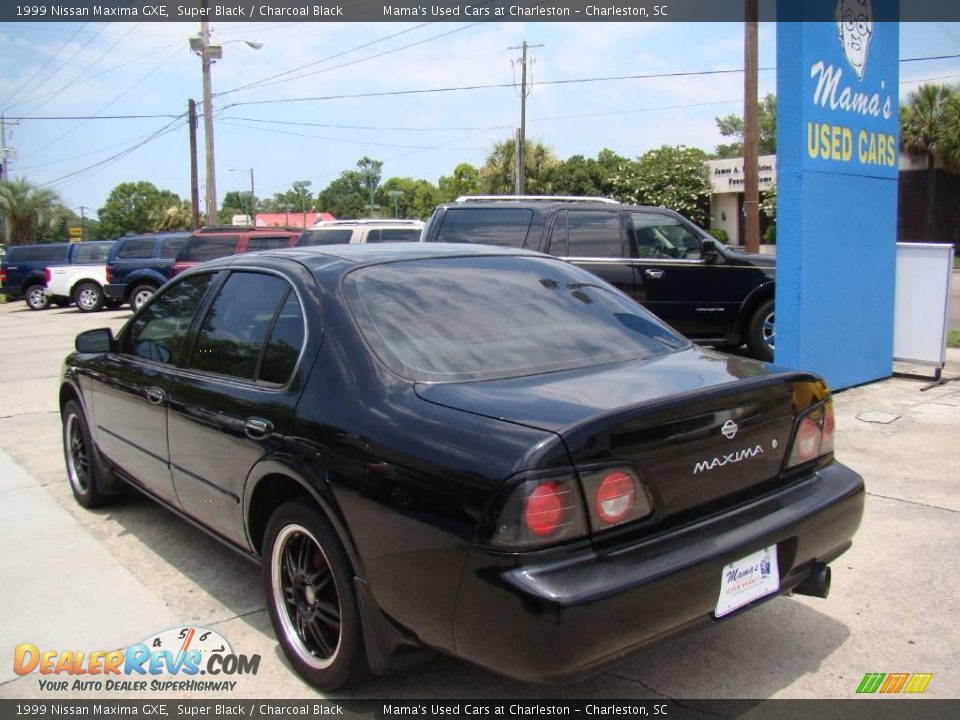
[422,196,777,361]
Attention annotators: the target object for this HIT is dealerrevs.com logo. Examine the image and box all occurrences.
[13,626,260,693]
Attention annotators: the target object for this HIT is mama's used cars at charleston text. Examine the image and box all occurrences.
[59,244,864,689]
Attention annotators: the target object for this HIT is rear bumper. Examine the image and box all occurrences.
[452,462,864,683]
[103,283,127,300]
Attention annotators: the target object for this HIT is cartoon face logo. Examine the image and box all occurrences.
[835,0,874,80]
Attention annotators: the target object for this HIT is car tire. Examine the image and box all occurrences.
[73,282,104,313]
[262,500,368,691]
[62,400,114,509]
[746,299,775,362]
[129,283,157,312]
[25,284,50,311]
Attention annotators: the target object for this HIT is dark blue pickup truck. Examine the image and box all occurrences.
[103,232,190,310]
[0,241,115,310]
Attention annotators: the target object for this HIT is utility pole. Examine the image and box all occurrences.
[78,206,88,240]
[1,113,19,245]
[508,41,543,195]
[188,99,201,229]
[743,0,761,253]
[200,18,218,227]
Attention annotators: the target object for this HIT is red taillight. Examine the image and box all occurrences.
[45,268,52,284]
[786,400,835,469]
[524,482,566,537]
[105,266,112,282]
[0,269,6,285]
[594,471,635,524]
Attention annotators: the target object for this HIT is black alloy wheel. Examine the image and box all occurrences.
[263,500,368,690]
[62,400,112,508]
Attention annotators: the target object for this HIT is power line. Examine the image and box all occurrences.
[0,24,87,110]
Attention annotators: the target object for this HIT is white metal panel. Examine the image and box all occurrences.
[893,242,954,367]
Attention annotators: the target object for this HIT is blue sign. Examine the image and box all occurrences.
[776,0,899,389]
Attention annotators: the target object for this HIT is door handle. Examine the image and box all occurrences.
[245,417,274,440]
[645,269,665,280]
[145,386,166,405]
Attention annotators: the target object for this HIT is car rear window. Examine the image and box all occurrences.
[298,229,354,246]
[367,228,421,243]
[6,244,69,263]
[436,208,534,247]
[178,235,239,262]
[159,235,189,258]
[343,255,687,381]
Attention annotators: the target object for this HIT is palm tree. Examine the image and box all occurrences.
[0,177,66,246]
[900,83,958,240]
[154,200,194,231]
[480,138,558,194]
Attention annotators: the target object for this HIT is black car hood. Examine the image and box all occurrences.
[414,347,805,434]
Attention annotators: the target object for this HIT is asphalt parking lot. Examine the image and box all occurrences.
[0,299,958,702]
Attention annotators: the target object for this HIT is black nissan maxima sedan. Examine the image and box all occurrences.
[59,244,864,690]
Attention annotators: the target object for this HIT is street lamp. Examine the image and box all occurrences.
[229,167,256,226]
[388,190,404,219]
[190,20,263,227]
[292,180,312,229]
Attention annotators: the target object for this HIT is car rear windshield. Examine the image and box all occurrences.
[298,229,354,246]
[436,208,534,247]
[343,255,687,381]
[178,235,239,262]
[72,242,114,263]
[6,244,69,263]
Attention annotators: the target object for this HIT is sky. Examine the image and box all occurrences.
[0,19,958,220]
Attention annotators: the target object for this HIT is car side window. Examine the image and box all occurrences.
[159,236,189,258]
[125,273,217,364]
[566,211,625,258]
[247,235,292,252]
[190,272,294,381]
[631,213,703,260]
[376,228,421,243]
[546,210,569,256]
[259,294,306,385]
[117,239,155,260]
[73,242,113,263]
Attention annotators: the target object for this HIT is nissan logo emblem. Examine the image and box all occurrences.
[721,420,739,440]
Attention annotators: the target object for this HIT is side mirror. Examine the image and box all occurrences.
[700,238,721,264]
[75,328,116,354]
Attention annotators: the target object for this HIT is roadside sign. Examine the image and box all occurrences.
[68,227,83,240]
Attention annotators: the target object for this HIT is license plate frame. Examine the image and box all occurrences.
[715,545,780,618]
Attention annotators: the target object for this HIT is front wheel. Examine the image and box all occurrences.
[746,299,775,362]
[262,501,368,691]
[73,282,104,313]
[62,400,114,509]
[25,284,50,311]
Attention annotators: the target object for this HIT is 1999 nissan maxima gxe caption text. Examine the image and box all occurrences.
[58,244,864,690]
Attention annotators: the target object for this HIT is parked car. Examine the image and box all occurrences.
[44,263,114,313]
[0,241,114,310]
[104,232,190,311]
[297,219,423,247]
[60,244,862,690]
[422,196,777,361]
[171,227,300,277]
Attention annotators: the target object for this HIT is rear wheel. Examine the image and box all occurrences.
[263,500,368,691]
[746,299,775,362]
[25,284,50,311]
[129,283,157,312]
[73,282,104,313]
[62,400,113,509]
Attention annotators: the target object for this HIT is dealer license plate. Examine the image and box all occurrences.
[715,546,780,618]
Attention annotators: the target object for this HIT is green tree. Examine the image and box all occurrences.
[438,162,483,201]
[219,190,257,224]
[714,93,778,158]
[157,200,194,231]
[0,177,66,246]
[611,146,712,225]
[316,171,366,219]
[34,207,102,243]
[97,181,182,238]
[378,177,441,219]
[480,138,559,194]
[357,156,384,215]
[900,83,959,240]
[549,149,628,198]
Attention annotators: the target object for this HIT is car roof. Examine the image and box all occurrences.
[437,198,673,214]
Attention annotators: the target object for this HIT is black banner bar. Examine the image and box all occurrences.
[2,700,960,720]
[3,1,960,24]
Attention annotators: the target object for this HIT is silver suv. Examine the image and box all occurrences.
[297,219,424,247]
